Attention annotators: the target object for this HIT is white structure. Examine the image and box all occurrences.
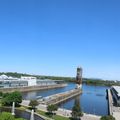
[21,76,37,86]
[0,74,18,80]
[0,74,8,79]
[21,76,36,80]
[30,109,34,120]
[11,102,15,115]
[0,75,63,88]
[111,86,120,106]
[76,84,82,89]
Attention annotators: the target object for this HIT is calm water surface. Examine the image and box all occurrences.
[22,83,109,116]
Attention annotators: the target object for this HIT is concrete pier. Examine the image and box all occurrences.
[0,84,67,93]
[107,89,113,115]
[41,88,82,105]
[107,89,120,120]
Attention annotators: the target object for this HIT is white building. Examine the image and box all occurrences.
[0,74,18,80]
[21,76,37,86]
[0,74,8,79]
[0,75,64,88]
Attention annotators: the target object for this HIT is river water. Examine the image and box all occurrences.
[22,83,109,116]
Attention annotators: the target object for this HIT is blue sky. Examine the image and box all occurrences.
[0,0,120,80]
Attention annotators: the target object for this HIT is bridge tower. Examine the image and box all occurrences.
[76,67,82,89]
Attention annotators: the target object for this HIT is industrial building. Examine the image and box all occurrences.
[0,75,63,88]
[111,86,120,106]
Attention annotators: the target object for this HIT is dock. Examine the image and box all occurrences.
[40,88,82,105]
[107,89,113,115]
[107,89,120,120]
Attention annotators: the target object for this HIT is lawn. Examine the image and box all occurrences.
[37,110,70,120]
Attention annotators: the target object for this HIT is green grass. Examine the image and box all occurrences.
[16,106,26,111]
[0,103,70,120]
[37,110,70,120]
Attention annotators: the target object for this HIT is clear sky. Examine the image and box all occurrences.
[0,0,120,80]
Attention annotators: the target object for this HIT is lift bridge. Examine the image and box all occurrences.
[38,67,83,105]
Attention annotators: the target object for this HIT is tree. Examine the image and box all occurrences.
[2,91,22,106]
[101,115,115,120]
[29,100,39,111]
[71,98,83,120]
[0,92,3,97]
[47,104,58,115]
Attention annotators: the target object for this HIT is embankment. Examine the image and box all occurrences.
[0,84,67,93]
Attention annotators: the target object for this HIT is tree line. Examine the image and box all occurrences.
[0,72,120,86]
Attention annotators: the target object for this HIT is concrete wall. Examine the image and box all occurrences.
[0,84,67,93]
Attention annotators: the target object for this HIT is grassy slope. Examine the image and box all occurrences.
[37,110,70,120]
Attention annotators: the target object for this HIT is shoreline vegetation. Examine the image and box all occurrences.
[0,72,120,86]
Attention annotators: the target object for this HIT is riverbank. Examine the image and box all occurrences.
[83,80,120,86]
[21,100,100,120]
[37,104,101,120]
[0,84,67,93]
[37,109,100,120]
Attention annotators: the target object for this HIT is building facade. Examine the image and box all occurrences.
[0,75,64,88]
